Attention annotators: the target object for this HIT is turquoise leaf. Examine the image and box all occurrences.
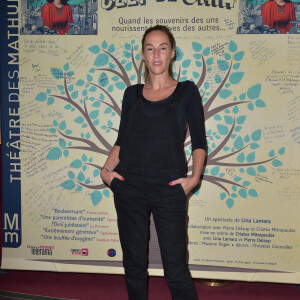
[251,129,261,141]
[77,171,85,182]
[250,143,259,150]
[239,93,246,100]
[194,54,201,59]
[76,186,83,192]
[220,192,226,200]
[82,154,87,162]
[98,72,109,87]
[59,121,66,130]
[90,110,99,119]
[272,159,283,167]
[35,92,47,102]
[249,189,258,197]
[214,114,222,121]
[210,166,220,176]
[63,150,69,158]
[88,45,100,54]
[47,147,62,160]
[203,47,210,56]
[47,97,55,106]
[94,53,109,66]
[248,103,254,111]
[219,89,232,99]
[182,59,191,68]
[243,181,251,187]
[224,53,231,60]
[247,167,256,176]
[195,61,202,67]
[50,68,63,79]
[229,72,244,84]
[108,44,115,53]
[192,42,202,52]
[49,128,56,134]
[94,169,100,177]
[226,198,234,209]
[74,116,84,124]
[123,51,131,58]
[278,147,285,155]
[61,180,75,190]
[92,101,101,108]
[89,86,97,92]
[102,41,108,49]
[233,63,240,70]
[104,107,112,114]
[125,63,132,71]
[255,99,266,107]
[246,152,255,163]
[91,191,103,206]
[103,189,110,198]
[247,84,261,100]
[206,57,213,65]
[70,159,82,168]
[224,116,234,125]
[59,138,66,148]
[228,40,237,52]
[239,189,247,199]
[257,166,266,172]
[215,74,222,83]
[236,115,246,125]
[68,171,75,179]
[234,176,242,182]
[234,136,244,150]
[71,91,78,99]
[217,124,229,135]
[217,60,229,71]
[237,152,245,163]
[116,82,126,90]
[234,51,244,61]
[269,149,275,157]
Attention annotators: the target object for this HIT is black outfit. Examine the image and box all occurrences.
[111,81,206,300]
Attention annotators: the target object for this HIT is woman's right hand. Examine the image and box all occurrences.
[100,169,124,187]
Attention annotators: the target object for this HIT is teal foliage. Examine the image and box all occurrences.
[47,147,62,160]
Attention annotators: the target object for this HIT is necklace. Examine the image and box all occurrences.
[275,1,285,14]
[54,5,63,16]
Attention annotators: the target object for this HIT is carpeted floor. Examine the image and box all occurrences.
[0,270,300,300]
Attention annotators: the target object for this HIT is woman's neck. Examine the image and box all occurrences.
[53,0,63,8]
[274,0,285,6]
[146,74,176,91]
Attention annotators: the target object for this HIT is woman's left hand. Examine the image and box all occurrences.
[169,177,198,195]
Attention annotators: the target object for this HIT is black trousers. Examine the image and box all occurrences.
[111,164,198,300]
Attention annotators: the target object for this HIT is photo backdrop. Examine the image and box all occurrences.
[1,0,300,283]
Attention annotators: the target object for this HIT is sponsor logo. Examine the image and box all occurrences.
[107,248,116,257]
[70,248,89,256]
[28,245,54,256]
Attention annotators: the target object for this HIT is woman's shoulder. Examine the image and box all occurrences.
[262,0,277,8]
[42,3,55,10]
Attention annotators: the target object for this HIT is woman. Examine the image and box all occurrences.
[262,0,296,34]
[42,0,73,35]
[101,25,207,300]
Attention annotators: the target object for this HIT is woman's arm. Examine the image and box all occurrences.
[100,145,124,186]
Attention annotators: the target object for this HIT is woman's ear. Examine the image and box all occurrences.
[171,47,175,60]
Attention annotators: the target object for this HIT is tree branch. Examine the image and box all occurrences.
[102,49,131,87]
[89,82,121,116]
[203,59,233,118]
[196,55,207,89]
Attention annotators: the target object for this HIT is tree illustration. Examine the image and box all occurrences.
[35,39,285,208]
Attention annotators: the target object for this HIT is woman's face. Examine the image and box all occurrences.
[142,30,175,78]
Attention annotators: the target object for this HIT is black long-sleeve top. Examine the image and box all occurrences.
[115,80,207,152]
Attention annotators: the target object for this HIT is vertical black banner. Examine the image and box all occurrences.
[1,0,21,248]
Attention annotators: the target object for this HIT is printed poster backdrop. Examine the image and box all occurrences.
[1,0,300,283]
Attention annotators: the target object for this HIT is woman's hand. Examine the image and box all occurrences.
[101,169,124,187]
[169,177,198,195]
